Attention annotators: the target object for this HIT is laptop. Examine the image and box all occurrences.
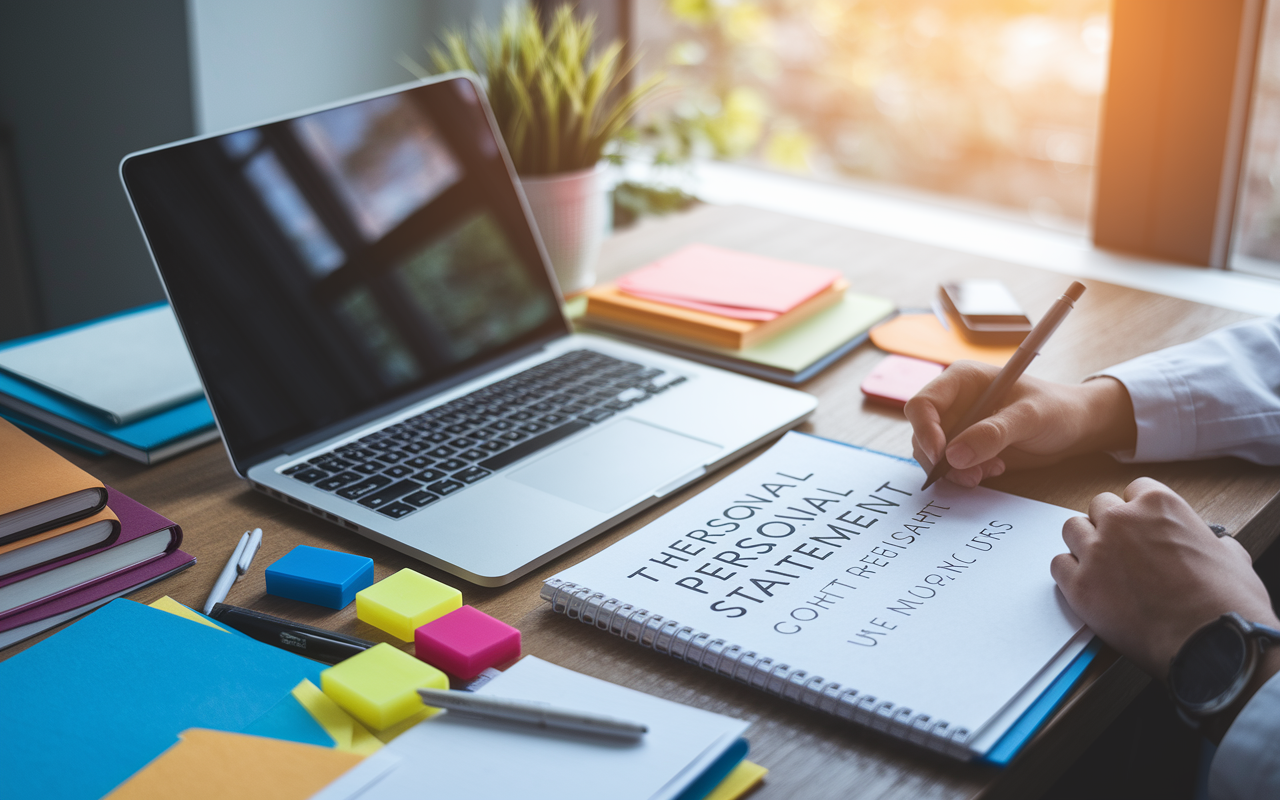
[120,73,816,586]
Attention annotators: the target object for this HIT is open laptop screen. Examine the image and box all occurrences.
[122,76,568,469]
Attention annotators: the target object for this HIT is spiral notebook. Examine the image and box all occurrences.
[542,432,1095,762]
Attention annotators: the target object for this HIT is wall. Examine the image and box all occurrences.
[0,0,506,335]
[189,0,507,134]
[0,1,194,332]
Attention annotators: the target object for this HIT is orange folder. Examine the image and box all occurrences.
[104,729,363,800]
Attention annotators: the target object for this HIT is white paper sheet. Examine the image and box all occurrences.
[309,656,749,800]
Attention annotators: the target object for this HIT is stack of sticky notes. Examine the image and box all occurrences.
[322,643,449,731]
[415,605,521,680]
[586,244,848,350]
[266,545,374,610]
[355,567,462,641]
[309,568,521,732]
[580,244,895,384]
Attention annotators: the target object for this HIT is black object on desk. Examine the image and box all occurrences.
[209,603,374,665]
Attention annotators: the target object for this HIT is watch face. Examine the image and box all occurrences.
[1170,620,1249,709]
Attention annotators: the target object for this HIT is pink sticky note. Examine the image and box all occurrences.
[860,354,945,408]
[617,288,782,320]
[616,244,842,319]
[414,606,521,680]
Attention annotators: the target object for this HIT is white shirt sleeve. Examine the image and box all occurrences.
[1093,316,1280,465]
[1209,671,1280,800]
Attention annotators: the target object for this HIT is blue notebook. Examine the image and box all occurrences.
[0,599,331,800]
[0,305,216,464]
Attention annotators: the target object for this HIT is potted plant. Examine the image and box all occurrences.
[409,5,659,295]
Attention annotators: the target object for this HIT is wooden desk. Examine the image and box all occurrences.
[8,205,1278,799]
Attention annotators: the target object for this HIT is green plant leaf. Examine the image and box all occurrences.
[413,3,660,175]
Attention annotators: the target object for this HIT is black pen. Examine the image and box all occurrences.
[921,281,1086,491]
[208,603,374,665]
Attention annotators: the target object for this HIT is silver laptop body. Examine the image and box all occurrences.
[121,74,815,586]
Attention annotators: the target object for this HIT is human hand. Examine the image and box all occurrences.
[903,362,1137,487]
[1050,477,1280,680]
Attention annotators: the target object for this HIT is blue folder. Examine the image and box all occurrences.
[981,638,1102,766]
[0,599,332,800]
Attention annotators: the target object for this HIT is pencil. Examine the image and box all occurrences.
[921,281,1086,491]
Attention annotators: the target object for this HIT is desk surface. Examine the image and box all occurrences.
[7,205,1278,800]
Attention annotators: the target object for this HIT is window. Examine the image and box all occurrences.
[633,1,1111,231]
[1233,0,1280,279]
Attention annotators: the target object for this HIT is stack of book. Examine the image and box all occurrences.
[0,418,195,648]
[0,303,218,463]
[580,244,896,384]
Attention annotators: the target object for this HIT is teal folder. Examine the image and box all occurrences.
[674,737,750,800]
[0,599,331,800]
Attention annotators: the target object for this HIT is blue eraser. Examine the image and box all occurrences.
[264,545,375,610]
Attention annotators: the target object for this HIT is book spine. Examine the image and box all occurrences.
[541,578,974,759]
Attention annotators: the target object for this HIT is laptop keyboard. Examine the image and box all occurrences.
[280,349,687,520]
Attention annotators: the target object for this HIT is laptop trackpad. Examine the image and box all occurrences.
[506,419,722,514]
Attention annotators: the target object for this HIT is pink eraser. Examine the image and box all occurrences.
[861,354,945,408]
[414,606,521,679]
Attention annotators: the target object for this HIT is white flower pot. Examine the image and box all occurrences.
[520,164,608,296]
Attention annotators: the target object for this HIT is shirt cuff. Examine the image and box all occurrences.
[1209,670,1280,800]
[1088,359,1198,463]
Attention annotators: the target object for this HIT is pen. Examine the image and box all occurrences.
[416,687,649,740]
[202,527,263,615]
[921,281,1086,491]
[208,603,375,664]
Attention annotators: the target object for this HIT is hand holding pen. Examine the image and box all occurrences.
[905,282,1139,489]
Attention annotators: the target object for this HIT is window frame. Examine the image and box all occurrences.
[1092,0,1266,269]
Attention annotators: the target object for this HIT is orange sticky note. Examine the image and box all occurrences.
[103,729,362,800]
[869,313,1018,367]
[617,244,842,320]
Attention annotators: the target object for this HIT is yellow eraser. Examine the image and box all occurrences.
[320,643,447,731]
[356,569,462,641]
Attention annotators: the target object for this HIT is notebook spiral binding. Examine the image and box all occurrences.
[542,578,973,758]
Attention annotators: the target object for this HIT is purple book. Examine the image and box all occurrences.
[0,487,191,628]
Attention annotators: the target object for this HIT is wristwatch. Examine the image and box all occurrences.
[1168,612,1280,728]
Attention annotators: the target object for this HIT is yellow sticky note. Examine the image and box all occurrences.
[355,569,461,641]
[321,643,448,731]
[291,680,383,755]
[705,760,768,800]
[103,728,362,800]
[374,707,431,743]
[148,596,229,633]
